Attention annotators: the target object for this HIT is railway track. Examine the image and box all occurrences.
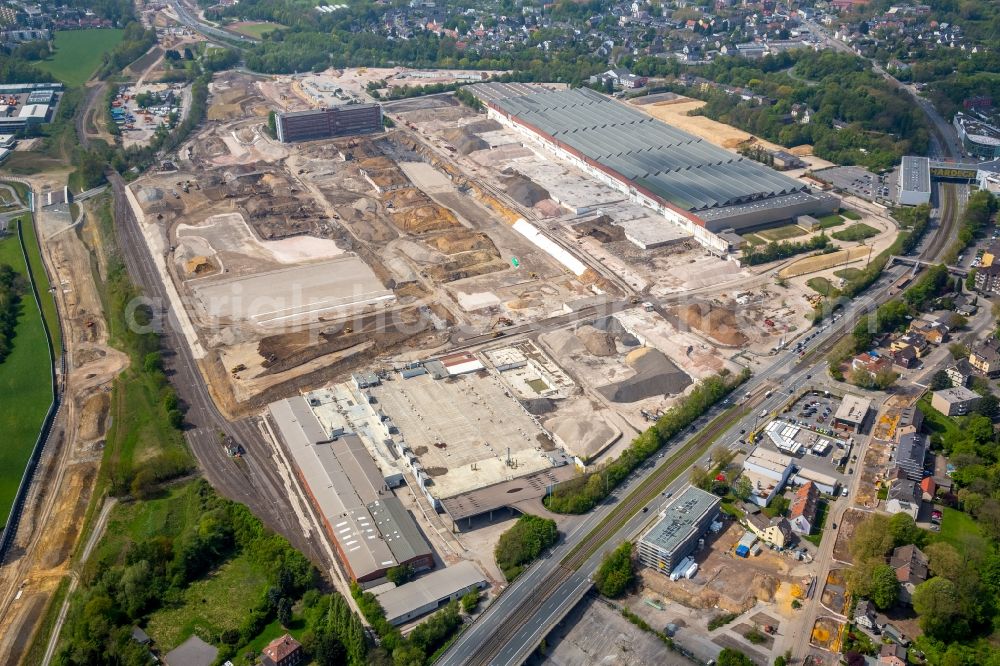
[919,182,958,262]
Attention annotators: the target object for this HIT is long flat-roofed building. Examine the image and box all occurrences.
[637,485,720,573]
[469,83,839,253]
[898,155,931,206]
[377,561,488,625]
[268,396,434,584]
[742,447,795,506]
[275,103,383,143]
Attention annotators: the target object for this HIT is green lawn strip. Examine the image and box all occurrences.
[807,277,839,297]
[833,267,864,281]
[36,29,125,86]
[841,209,862,220]
[818,214,845,229]
[145,553,270,652]
[562,405,747,567]
[743,233,765,246]
[832,223,879,243]
[0,226,54,526]
[18,214,61,350]
[932,507,983,550]
[757,224,807,242]
[916,395,962,442]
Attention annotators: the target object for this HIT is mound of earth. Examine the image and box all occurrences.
[503,174,550,207]
[576,324,616,356]
[441,127,489,155]
[545,413,619,460]
[676,303,748,346]
[598,347,692,403]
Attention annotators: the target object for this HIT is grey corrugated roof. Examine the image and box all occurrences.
[473,85,808,213]
[376,561,486,623]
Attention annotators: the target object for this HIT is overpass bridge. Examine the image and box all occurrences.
[888,255,968,277]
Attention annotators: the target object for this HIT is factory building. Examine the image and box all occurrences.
[637,485,720,574]
[897,155,931,206]
[469,83,839,255]
[275,103,383,143]
[268,397,434,585]
[376,561,488,625]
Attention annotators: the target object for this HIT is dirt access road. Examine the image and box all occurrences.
[0,189,128,665]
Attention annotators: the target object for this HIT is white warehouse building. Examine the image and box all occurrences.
[741,447,795,507]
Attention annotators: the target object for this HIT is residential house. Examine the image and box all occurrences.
[892,333,928,357]
[880,643,908,666]
[930,386,981,416]
[920,476,936,501]
[896,405,923,438]
[910,320,948,345]
[955,294,978,316]
[885,477,920,520]
[891,544,929,604]
[891,345,917,369]
[852,352,892,378]
[745,511,793,548]
[788,482,819,535]
[969,338,1000,377]
[882,622,910,646]
[262,634,304,666]
[973,263,1000,294]
[945,358,976,388]
[854,599,880,633]
[893,432,928,481]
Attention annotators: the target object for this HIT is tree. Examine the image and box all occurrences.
[594,542,634,598]
[869,564,901,609]
[494,514,558,581]
[267,110,277,139]
[461,589,481,614]
[888,512,923,549]
[277,597,293,626]
[690,465,712,490]
[733,476,753,502]
[913,577,963,638]
[717,648,755,666]
[930,370,953,390]
[925,542,963,580]
[386,564,414,585]
[849,514,894,561]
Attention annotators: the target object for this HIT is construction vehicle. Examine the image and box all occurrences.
[343,326,353,334]
[529,272,538,279]
[491,317,513,328]
[491,330,506,338]
[630,296,640,304]
[231,363,247,374]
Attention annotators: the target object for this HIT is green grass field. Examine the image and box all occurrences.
[146,554,269,651]
[229,21,285,38]
[841,209,862,220]
[0,222,55,526]
[833,267,864,281]
[818,214,846,229]
[36,28,125,86]
[832,223,880,243]
[806,277,839,297]
[757,224,807,242]
[917,395,962,442]
[933,507,983,549]
[18,215,61,349]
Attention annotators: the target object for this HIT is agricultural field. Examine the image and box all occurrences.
[0,220,55,526]
[36,28,125,86]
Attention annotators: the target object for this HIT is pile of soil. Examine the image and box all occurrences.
[675,303,748,346]
[441,127,489,155]
[598,347,692,403]
[502,173,550,207]
[576,324,616,356]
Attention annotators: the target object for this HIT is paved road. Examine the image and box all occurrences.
[108,173,325,567]
[169,0,258,46]
[438,264,907,665]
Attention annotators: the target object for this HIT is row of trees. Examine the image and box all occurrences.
[494,513,558,580]
[97,22,157,79]
[56,480,320,665]
[0,263,26,364]
[544,368,750,514]
[594,542,635,598]
[945,191,998,264]
[742,234,831,266]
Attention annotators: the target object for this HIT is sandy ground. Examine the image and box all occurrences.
[0,193,127,664]
[631,96,836,171]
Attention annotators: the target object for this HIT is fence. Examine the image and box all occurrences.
[0,211,65,561]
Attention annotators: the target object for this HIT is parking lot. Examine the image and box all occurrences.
[754,391,856,481]
[814,166,890,202]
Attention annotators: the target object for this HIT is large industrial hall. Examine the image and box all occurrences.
[470,82,839,246]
